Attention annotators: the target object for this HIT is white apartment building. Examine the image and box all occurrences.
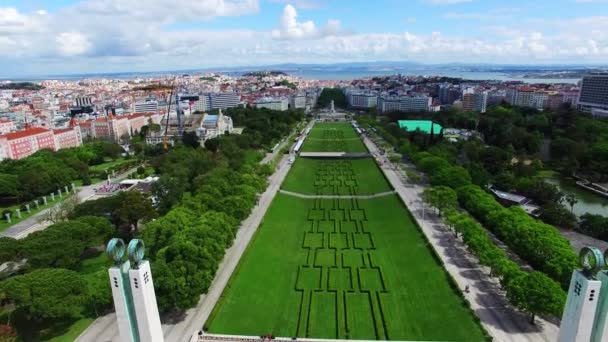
[209,92,240,109]
[349,93,378,109]
[255,97,289,111]
[290,94,307,109]
[377,96,401,113]
[133,100,159,114]
[400,95,431,112]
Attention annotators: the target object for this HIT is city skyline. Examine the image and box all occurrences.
[1,0,607,76]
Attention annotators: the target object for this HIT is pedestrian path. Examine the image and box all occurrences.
[279,189,396,199]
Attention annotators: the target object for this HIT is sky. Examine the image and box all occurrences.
[0,0,607,76]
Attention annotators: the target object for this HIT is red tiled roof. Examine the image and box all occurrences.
[53,127,76,134]
[1,127,51,140]
[128,113,146,119]
[79,121,92,127]
[0,119,12,124]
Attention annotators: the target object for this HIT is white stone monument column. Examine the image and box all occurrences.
[5,213,10,223]
[15,209,21,219]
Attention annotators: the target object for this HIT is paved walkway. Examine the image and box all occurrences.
[279,189,396,199]
[1,166,140,240]
[362,136,559,342]
[196,332,415,342]
[77,156,294,342]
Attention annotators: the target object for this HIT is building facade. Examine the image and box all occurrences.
[0,119,14,134]
[578,74,608,117]
[209,92,240,109]
[133,100,159,114]
[53,126,83,150]
[0,127,57,160]
[255,97,289,111]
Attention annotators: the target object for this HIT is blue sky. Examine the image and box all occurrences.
[0,0,606,76]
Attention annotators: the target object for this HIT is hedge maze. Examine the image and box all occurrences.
[295,197,389,339]
[313,160,359,196]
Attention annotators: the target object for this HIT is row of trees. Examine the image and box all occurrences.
[316,88,347,109]
[424,186,565,323]
[456,184,578,288]
[413,152,578,287]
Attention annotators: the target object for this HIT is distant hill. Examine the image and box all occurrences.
[0,82,43,90]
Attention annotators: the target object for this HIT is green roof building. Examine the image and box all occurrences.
[398,120,443,134]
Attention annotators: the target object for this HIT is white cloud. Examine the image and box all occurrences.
[1,1,608,76]
[56,32,92,56]
[271,4,341,39]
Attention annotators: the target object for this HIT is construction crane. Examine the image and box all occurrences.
[162,77,177,150]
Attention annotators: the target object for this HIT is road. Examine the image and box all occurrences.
[363,135,560,342]
[0,167,139,240]
[77,156,294,342]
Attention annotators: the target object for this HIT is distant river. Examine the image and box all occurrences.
[6,68,582,84]
[288,68,581,84]
[544,177,608,217]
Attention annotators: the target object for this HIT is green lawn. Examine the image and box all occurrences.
[89,159,129,172]
[207,194,486,341]
[208,130,486,340]
[45,318,95,342]
[281,158,392,196]
[302,122,367,153]
[0,195,70,232]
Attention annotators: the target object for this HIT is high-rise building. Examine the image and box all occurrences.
[462,90,488,113]
[578,73,608,118]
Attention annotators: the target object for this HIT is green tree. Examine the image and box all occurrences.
[0,269,89,323]
[182,132,200,148]
[506,271,565,324]
[204,138,220,152]
[422,186,458,215]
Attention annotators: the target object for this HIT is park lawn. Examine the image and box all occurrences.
[302,122,367,153]
[0,195,70,232]
[207,194,486,341]
[281,158,392,196]
[44,318,95,342]
[89,158,128,172]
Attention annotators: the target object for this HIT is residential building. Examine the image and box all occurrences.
[0,119,14,134]
[133,100,159,114]
[290,94,307,109]
[254,97,289,111]
[53,126,83,149]
[578,74,608,117]
[0,127,56,160]
[462,90,488,113]
[377,96,401,113]
[531,92,549,110]
[547,93,565,110]
[193,96,210,112]
[349,93,377,109]
[399,95,431,112]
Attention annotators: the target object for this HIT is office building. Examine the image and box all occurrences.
[350,93,377,109]
[209,92,240,109]
[378,96,401,113]
[193,96,211,112]
[254,97,289,111]
[400,95,431,112]
[133,100,159,114]
[578,74,608,118]
[75,96,92,107]
[290,94,307,109]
